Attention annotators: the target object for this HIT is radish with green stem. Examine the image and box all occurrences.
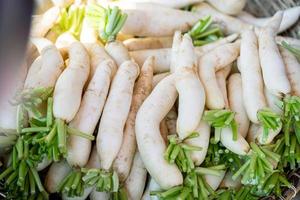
[277,36,300,47]
[136,74,183,189]
[113,56,153,182]
[228,73,250,138]
[66,59,117,167]
[279,45,300,96]
[124,152,147,200]
[105,41,130,67]
[173,33,205,139]
[206,0,247,15]
[257,11,291,96]
[198,41,240,109]
[129,33,238,73]
[97,60,140,170]
[30,6,60,37]
[237,7,300,33]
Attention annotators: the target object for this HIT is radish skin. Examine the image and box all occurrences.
[152,72,170,88]
[67,59,117,167]
[24,44,64,89]
[97,60,140,170]
[184,121,210,166]
[105,41,131,67]
[124,152,147,200]
[45,160,72,193]
[160,119,169,144]
[279,46,300,96]
[37,157,52,171]
[198,41,240,109]
[276,36,300,47]
[113,57,153,182]
[141,178,161,200]
[89,188,110,200]
[228,73,250,138]
[135,74,183,189]
[30,7,60,37]
[256,123,282,145]
[206,0,247,15]
[240,29,267,124]
[216,65,232,109]
[80,18,99,44]
[220,171,241,188]
[204,170,226,190]
[53,42,90,122]
[116,0,203,9]
[130,34,238,73]
[264,89,283,115]
[237,7,300,33]
[246,123,260,143]
[55,32,78,50]
[174,34,205,139]
[124,37,173,51]
[257,11,291,96]
[165,107,177,135]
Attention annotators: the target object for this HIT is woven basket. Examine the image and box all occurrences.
[246,1,300,199]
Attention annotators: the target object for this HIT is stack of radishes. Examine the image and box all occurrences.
[0,0,300,199]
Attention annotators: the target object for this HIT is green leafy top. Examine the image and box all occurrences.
[85,4,127,43]
[188,16,223,46]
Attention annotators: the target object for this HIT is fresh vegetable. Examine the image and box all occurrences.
[206,0,247,15]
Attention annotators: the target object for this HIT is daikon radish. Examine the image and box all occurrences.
[276,36,300,47]
[220,171,241,188]
[204,170,226,190]
[192,3,251,34]
[184,121,210,166]
[124,152,147,200]
[53,42,90,123]
[105,41,131,67]
[240,29,267,124]
[66,59,117,167]
[198,41,240,109]
[45,160,72,193]
[256,123,282,145]
[173,34,205,139]
[279,46,300,96]
[141,178,161,200]
[257,11,291,96]
[97,60,140,170]
[130,34,239,73]
[124,37,173,51]
[216,64,232,109]
[89,188,110,200]
[246,123,260,143]
[237,7,300,33]
[37,157,52,171]
[115,0,203,9]
[264,89,283,115]
[80,18,99,44]
[113,57,153,182]
[152,72,170,88]
[206,0,247,15]
[228,73,250,138]
[30,7,60,37]
[136,74,183,189]
[24,44,64,90]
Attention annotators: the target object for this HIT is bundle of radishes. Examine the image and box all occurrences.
[0,0,300,199]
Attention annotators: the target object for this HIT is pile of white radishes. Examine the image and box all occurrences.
[1,0,300,199]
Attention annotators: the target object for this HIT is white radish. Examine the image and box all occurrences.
[165,107,177,135]
[45,160,72,193]
[116,0,203,9]
[276,36,300,47]
[204,170,226,190]
[105,41,131,67]
[240,28,267,124]
[53,42,90,122]
[246,123,260,143]
[257,11,291,96]
[174,34,205,139]
[192,3,251,34]
[80,18,99,44]
[66,59,117,167]
[55,32,78,50]
[228,73,250,138]
[152,72,170,88]
[184,121,210,166]
[89,188,110,200]
[237,7,300,33]
[264,89,283,115]
[198,41,240,109]
[124,152,148,200]
[37,157,52,171]
[142,178,161,200]
[97,60,140,170]
[279,46,300,96]
[220,127,250,155]
[136,74,183,189]
[216,64,232,109]
[130,34,238,73]
[124,37,173,51]
[113,56,154,182]
[220,171,241,188]
[24,44,64,89]
[206,0,247,15]
[30,7,60,37]
[256,123,282,145]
